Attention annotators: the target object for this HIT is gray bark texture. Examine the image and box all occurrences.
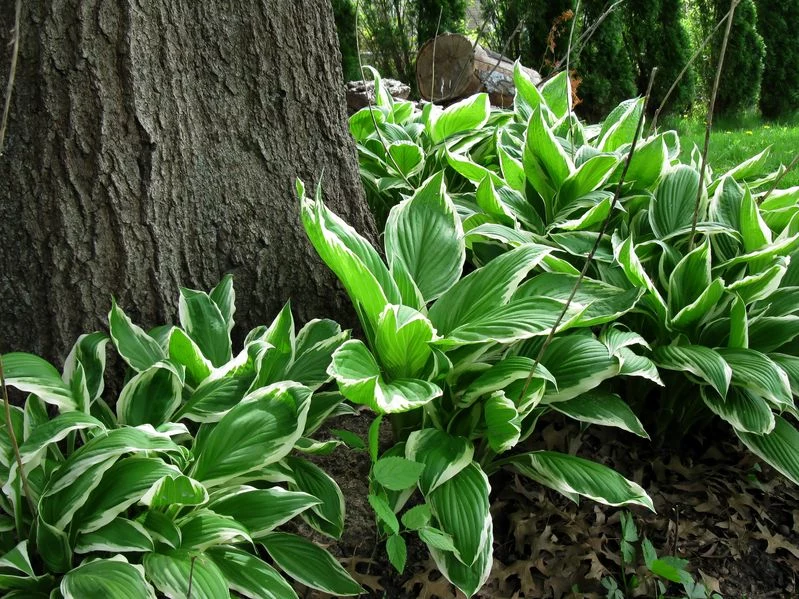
[0,0,373,364]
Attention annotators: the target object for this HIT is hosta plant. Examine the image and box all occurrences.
[299,177,655,597]
[0,277,361,597]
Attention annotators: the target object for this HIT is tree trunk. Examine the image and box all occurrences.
[0,0,372,364]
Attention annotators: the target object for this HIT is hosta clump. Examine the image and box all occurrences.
[355,66,799,490]
[299,176,655,597]
[0,277,362,597]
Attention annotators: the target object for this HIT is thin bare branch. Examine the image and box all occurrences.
[689,0,739,251]
[758,153,799,206]
[0,0,22,155]
[517,68,658,404]
[429,7,443,101]
[565,1,581,155]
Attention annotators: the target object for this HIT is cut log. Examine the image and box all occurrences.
[416,33,541,107]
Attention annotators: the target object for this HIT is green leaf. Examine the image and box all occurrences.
[737,415,799,486]
[177,376,251,423]
[109,300,166,372]
[373,456,425,491]
[650,165,701,238]
[484,392,522,452]
[75,517,154,553]
[208,546,298,599]
[513,60,544,122]
[210,486,318,538]
[597,98,643,152]
[653,345,732,398]
[384,172,464,302]
[286,456,345,539]
[262,532,363,596]
[140,474,208,508]
[729,295,749,349]
[368,414,383,463]
[191,382,311,486]
[62,557,155,599]
[62,332,110,402]
[701,387,774,434]
[668,240,712,316]
[523,108,573,205]
[388,141,424,178]
[1,353,76,412]
[375,305,436,379]
[516,273,642,327]
[552,392,649,438]
[179,509,251,551]
[557,154,619,210]
[405,429,474,495]
[386,534,407,573]
[625,134,668,190]
[75,456,178,533]
[368,493,400,534]
[117,360,184,427]
[539,336,620,403]
[749,316,799,353]
[428,462,491,567]
[401,504,431,530]
[299,179,401,330]
[168,327,212,386]
[430,93,490,143]
[144,552,229,599]
[179,287,233,367]
[540,70,571,119]
[328,339,441,413]
[717,348,793,410]
[506,451,654,510]
[429,243,553,335]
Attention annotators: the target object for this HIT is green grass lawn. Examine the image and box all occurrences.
[660,114,799,188]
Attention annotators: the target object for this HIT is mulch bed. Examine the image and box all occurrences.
[299,412,799,598]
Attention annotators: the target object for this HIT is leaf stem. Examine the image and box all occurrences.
[688,0,739,252]
[516,68,658,406]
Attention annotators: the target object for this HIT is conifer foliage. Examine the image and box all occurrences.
[417,0,468,45]
[755,0,799,117]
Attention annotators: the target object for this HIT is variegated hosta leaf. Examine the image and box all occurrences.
[140,474,208,508]
[516,273,643,327]
[727,259,787,304]
[523,107,573,206]
[739,186,772,253]
[285,456,345,539]
[62,332,110,403]
[612,235,668,320]
[176,376,252,423]
[748,315,799,353]
[458,356,554,409]
[505,451,654,510]
[435,296,584,348]
[388,141,424,178]
[191,383,311,486]
[427,462,491,567]
[40,427,181,529]
[484,392,522,452]
[209,486,320,538]
[75,517,154,554]
[429,93,490,144]
[597,97,643,152]
[667,240,712,316]
[649,165,702,239]
[75,457,179,533]
[328,340,441,414]
[653,344,732,399]
[552,391,649,438]
[617,348,664,386]
[405,429,474,495]
[262,532,363,596]
[178,286,232,368]
[624,134,668,190]
[108,300,166,373]
[717,348,793,410]
[209,274,236,335]
[384,171,465,302]
[62,557,155,599]
[1,352,77,412]
[285,320,349,390]
[116,360,185,427]
[18,412,105,473]
[670,278,725,330]
[375,305,437,379]
[298,179,401,331]
[556,154,619,211]
[428,243,553,335]
[599,327,650,355]
[144,552,228,599]
[429,518,493,599]
[512,60,545,122]
[168,327,212,386]
[178,509,251,551]
[207,546,298,599]
[701,387,775,434]
[539,335,620,403]
[540,70,572,119]
[737,415,799,486]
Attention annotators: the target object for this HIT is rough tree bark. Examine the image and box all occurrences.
[0,0,372,363]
